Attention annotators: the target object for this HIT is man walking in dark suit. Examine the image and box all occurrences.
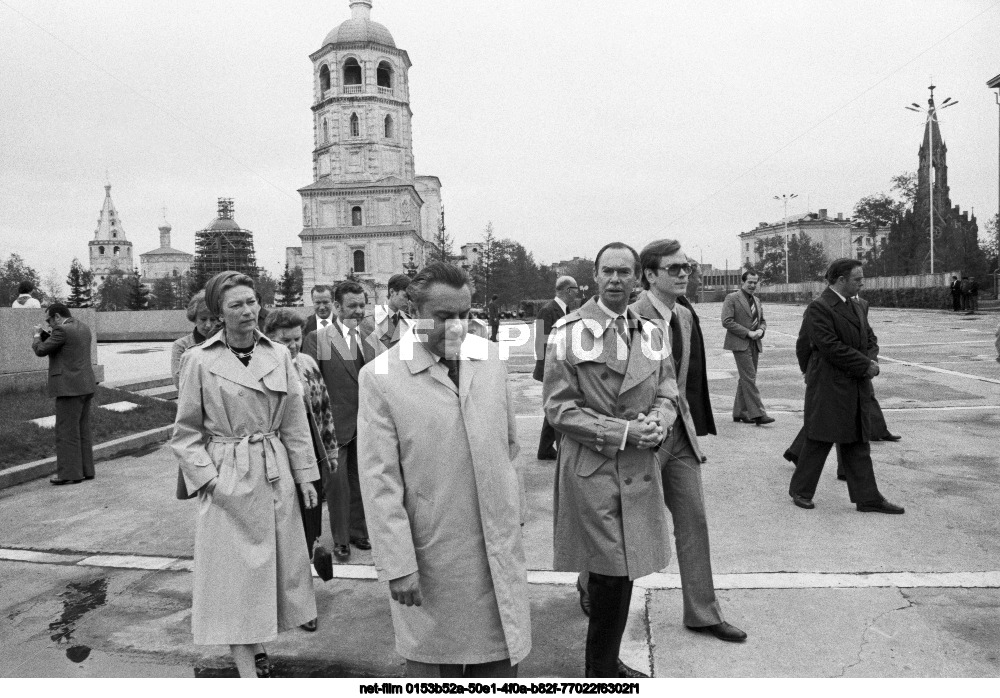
[949,276,962,312]
[721,271,774,425]
[303,281,378,558]
[788,259,904,514]
[32,304,97,485]
[532,276,579,460]
[303,285,335,337]
[487,295,501,342]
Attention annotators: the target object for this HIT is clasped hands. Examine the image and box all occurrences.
[627,412,667,449]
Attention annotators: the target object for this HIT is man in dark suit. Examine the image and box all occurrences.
[32,304,97,485]
[532,275,579,460]
[303,285,335,337]
[721,271,774,425]
[949,276,962,312]
[787,259,904,514]
[487,295,500,342]
[303,281,379,558]
[358,274,412,355]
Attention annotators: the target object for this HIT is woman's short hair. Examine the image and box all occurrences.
[204,271,255,317]
[185,290,210,322]
[407,262,471,308]
[262,307,305,336]
[825,258,863,284]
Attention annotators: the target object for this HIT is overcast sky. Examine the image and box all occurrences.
[2,0,998,284]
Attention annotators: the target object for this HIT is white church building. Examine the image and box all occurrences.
[289,0,442,305]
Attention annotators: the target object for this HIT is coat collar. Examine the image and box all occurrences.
[821,287,863,329]
[405,335,487,397]
[573,298,659,394]
[204,330,280,392]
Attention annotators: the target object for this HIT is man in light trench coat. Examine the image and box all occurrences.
[544,242,678,678]
[358,262,530,678]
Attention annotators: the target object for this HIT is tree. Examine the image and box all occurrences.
[561,258,596,299]
[854,194,904,239]
[980,214,999,274]
[431,211,453,264]
[0,253,41,306]
[41,268,66,305]
[470,222,499,304]
[150,276,178,310]
[891,171,917,208]
[66,258,93,308]
[753,234,827,284]
[275,263,303,307]
[752,235,787,284]
[95,269,130,311]
[127,269,150,310]
[256,268,277,306]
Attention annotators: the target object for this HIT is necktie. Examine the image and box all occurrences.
[669,313,683,371]
[442,358,460,388]
[320,319,329,329]
[389,312,399,330]
[348,328,365,371]
[749,297,759,330]
[614,316,630,347]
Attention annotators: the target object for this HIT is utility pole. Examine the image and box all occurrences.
[774,194,797,284]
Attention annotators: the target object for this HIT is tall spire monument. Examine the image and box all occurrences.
[88,181,134,286]
[293,0,443,304]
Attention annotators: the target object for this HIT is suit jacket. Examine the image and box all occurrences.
[357,307,411,356]
[302,319,379,446]
[532,298,566,381]
[303,313,336,338]
[32,318,97,397]
[357,337,530,665]
[676,296,716,436]
[800,287,878,444]
[544,298,678,580]
[721,290,765,352]
[630,292,703,460]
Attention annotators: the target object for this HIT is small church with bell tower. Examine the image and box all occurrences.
[293,0,442,304]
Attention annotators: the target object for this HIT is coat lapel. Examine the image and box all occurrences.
[328,321,359,381]
[619,310,659,394]
[833,294,862,330]
[208,346,266,392]
[408,342,458,395]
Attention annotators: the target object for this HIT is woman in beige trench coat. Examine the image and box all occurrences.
[172,272,319,678]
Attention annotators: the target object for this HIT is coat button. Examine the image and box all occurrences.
[624,477,633,485]
[601,371,609,379]
[238,390,244,396]
[644,474,652,482]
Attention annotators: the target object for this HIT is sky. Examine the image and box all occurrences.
[2,0,999,286]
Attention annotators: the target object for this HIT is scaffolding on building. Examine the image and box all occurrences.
[191,198,259,287]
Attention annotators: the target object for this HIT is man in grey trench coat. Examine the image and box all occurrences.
[544,243,678,678]
[358,263,530,678]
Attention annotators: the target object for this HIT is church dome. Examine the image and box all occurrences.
[322,1,394,48]
[206,217,241,232]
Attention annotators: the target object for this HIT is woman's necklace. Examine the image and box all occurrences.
[225,332,257,360]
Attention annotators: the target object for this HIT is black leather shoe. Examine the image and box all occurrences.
[576,578,591,617]
[879,433,902,442]
[733,417,752,423]
[857,499,905,514]
[617,659,649,678]
[254,652,271,678]
[783,449,798,464]
[686,621,748,643]
[837,473,847,481]
[50,478,83,486]
[753,416,776,425]
[313,545,334,581]
[83,475,95,480]
[351,537,372,551]
[791,494,815,509]
[300,618,317,632]
[333,544,351,561]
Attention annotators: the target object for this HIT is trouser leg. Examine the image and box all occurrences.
[54,395,86,481]
[79,394,94,478]
[325,449,351,547]
[585,572,632,678]
[838,441,882,505]
[789,437,834,500]
[662,428,722,627]
[463,659,518,678]
[344,441,368,540]
[869,396,889,440]
[732,347,765,420]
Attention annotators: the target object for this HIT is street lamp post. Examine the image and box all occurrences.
[774,194,797,284]
[906,85,957,275]
[988,74,1000,297]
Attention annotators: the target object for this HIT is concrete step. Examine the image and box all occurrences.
[135,385,178,401]
[105,375,173,393]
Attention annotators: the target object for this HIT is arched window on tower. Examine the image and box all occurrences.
[350,113,360,137]
[113,246,120,256]
[343,58,362,87]
[323,118,329,142]
[319,64,330,93]
[377,61,393,93]
[353,249,366,273]
[384,114,394,138]
[351,206,363,226]
[98,246,105,255]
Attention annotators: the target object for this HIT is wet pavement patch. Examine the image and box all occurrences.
[48,577,107,663]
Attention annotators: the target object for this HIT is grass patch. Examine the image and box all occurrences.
[0,385,176,470]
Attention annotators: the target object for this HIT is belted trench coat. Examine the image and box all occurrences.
[544,299,679,580]
[172,331,319,645]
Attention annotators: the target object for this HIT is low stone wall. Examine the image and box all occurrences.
[97,309,192,341]
[0,308,104,393]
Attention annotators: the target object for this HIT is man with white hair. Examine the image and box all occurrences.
[532,275,580,460]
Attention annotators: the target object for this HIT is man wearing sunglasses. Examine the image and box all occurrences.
[722,270,775,426]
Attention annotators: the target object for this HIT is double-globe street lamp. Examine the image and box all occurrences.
[905,85,957,275]
[774,194,797,284]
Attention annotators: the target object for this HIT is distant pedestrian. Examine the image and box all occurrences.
[968,277,979,313]
[32,304,97,485]
[170,290,218,388]
[532,275,580,460]
[303,285,335,337]
[787,259,904,515]
[949,276,962,312]
[487,294,500,342]
[960,277,971,311]
[722,270,774,425]
[11,280,41,308]
[172,271,320,678]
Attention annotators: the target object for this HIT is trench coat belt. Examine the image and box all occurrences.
[209,431,282,483]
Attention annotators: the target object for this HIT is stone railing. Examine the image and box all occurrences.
[343,84,363,94]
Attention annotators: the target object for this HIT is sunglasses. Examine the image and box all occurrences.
[658,263,693,277]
